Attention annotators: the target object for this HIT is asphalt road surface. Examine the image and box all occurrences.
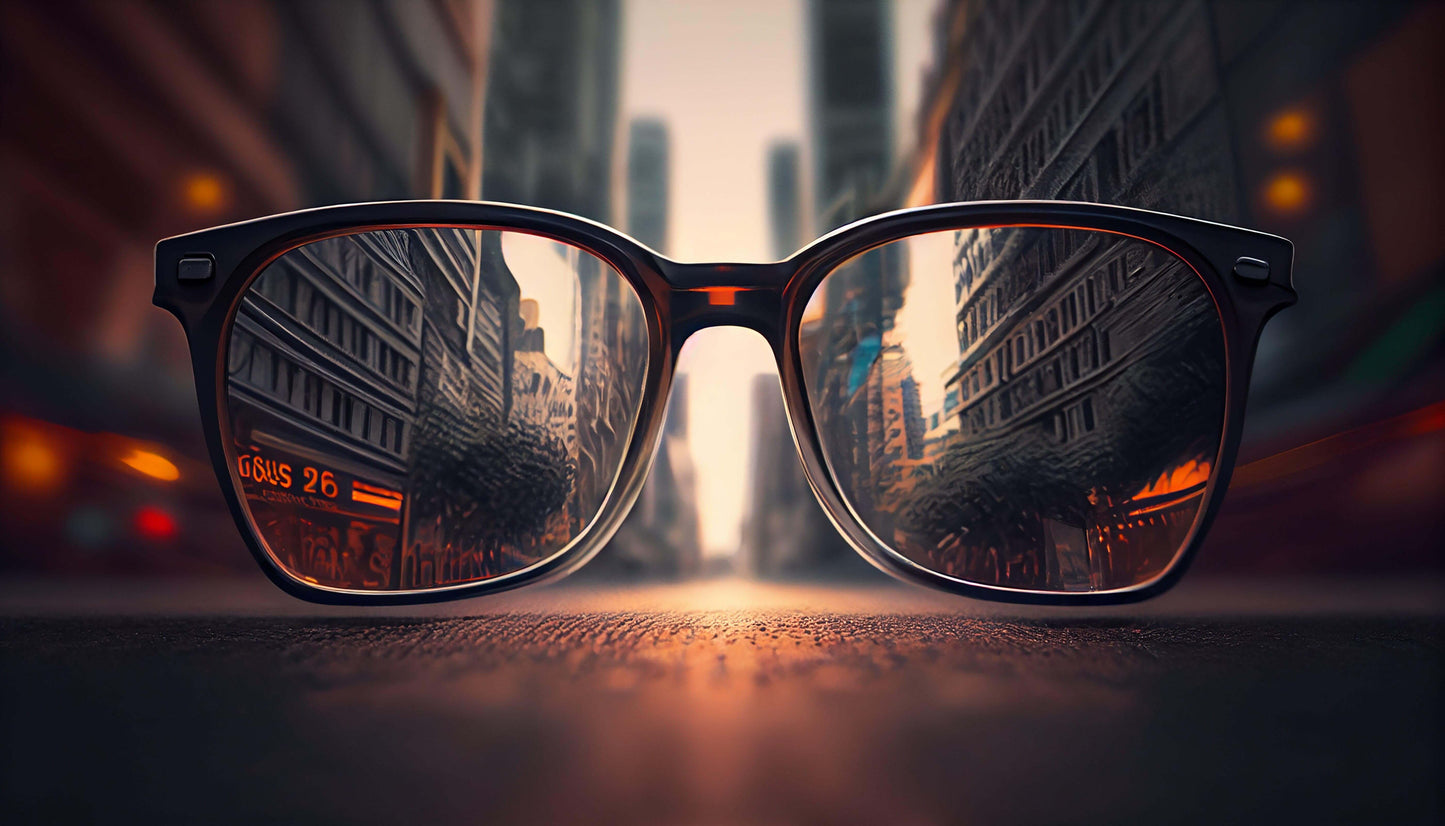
[1,577,1441,825]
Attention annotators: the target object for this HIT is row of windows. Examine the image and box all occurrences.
[960,372,1100,449]
[954,0,1096,169]
[952,247,1184,433]
[253,267,419,393]
[294,237,422,335]
[955,245,1147,423]
[956,229,1104,354]
[962,321,1106,420]
[1117,76,1165,184]
[956,2,1176,204]
[1052,397,1097,444]
[229,328,409,459]
[956,1,1161,196]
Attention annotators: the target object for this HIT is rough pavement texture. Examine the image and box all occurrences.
[1,580,1441,825]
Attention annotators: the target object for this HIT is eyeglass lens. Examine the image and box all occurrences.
[799,226,1226,592]
[225,228,649,591]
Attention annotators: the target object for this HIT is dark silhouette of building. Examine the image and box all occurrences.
[482,0,621,223]
[767,142,804,259]
[626,118,670,252]
[0,0,490,573]
[807,0,895,231]
[910,0,1443,447]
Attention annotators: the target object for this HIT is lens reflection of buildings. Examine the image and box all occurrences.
[227,229,647,590]
[805,225,1225,592]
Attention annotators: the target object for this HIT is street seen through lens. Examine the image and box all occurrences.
[228,230,649,590]
[802,227,1224,591]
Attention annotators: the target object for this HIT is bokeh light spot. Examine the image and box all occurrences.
[3,428,63,494]
[121,449,180,482]
[1261,171,1313,216]
[181,172,229,214]
[66,506,114,551]
[134,506,178,541]
[1265,108,1315,151]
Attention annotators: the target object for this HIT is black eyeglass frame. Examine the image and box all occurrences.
[155,200,1295,606]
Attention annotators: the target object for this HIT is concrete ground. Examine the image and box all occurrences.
[1,577,1441,824]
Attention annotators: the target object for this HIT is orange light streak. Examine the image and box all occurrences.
[351,486,403,511]
[1135,458,1212,499]
[120,449,180,482]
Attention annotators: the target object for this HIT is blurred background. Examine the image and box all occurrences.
[0,0,1441,586]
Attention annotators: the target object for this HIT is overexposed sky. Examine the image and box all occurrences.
[621,0,940,556]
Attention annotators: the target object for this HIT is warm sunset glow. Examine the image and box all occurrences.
[3,426,63,494]
[181,171,229,214]
[1265,108,1315,151]
[120,449,180,482]
[1261,171,1312,216]
[1134,458,1212,500]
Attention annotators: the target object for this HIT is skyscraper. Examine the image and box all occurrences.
[482,0,622,223]
[768,142,804,259]
[807,0,895,231]
[626,118,670,252]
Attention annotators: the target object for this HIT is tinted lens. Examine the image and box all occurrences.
[800,227,1225,592]
[225,228,648,590]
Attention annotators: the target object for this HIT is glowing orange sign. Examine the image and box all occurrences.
[236,445,403,517]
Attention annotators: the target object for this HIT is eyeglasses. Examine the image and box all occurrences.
[154,201,1294,605]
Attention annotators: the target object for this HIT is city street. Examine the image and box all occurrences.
[1,577,1440,824]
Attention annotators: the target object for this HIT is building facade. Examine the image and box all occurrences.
[482,0,621,223]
